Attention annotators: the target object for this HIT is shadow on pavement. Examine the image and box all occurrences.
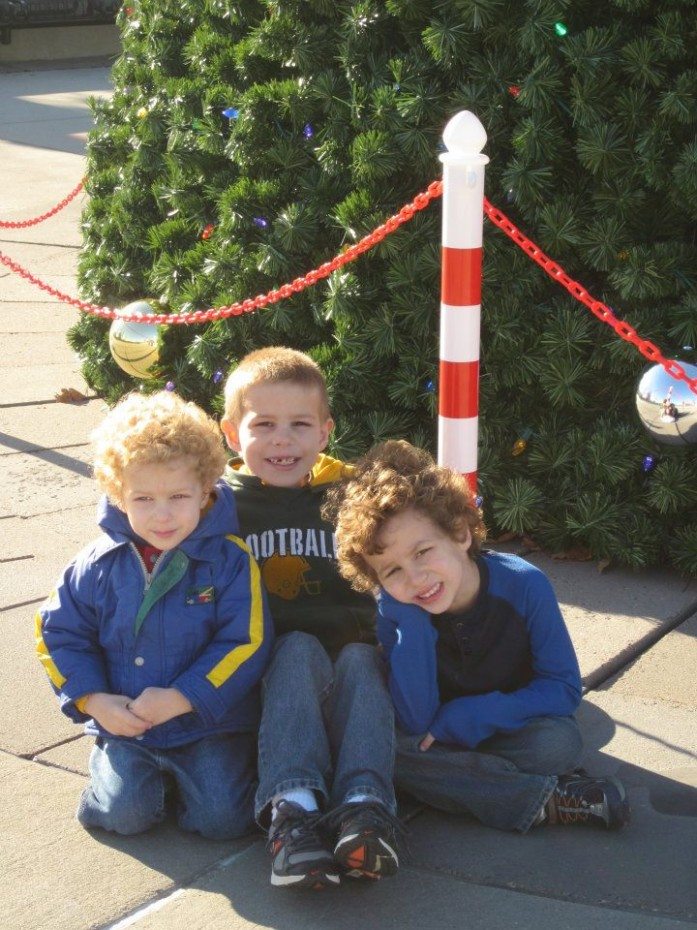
[0,430,91,476]
[75,700,696,926]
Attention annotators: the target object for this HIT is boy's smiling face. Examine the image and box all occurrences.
[365,507,480,615]
[223,381,333,488]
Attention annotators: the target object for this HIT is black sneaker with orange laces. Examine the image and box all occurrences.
[546,773,630,829]
[267,800,340,889]
[326,802,402,880]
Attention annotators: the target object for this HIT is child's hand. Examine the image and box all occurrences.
[419,732,435,752]
[129,687,193,726]
[83,693,152,737]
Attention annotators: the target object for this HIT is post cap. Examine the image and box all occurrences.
[442,111,487,156]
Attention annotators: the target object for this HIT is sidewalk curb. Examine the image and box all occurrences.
[583,598,697,691]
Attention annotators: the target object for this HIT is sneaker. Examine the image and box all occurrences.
[266,800,340,889]
[546,773,631,829]
[326,802,402,880]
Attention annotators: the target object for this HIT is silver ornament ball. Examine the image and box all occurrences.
[635,361,697,446]
[108,300,163,379]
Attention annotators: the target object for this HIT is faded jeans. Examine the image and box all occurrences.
[78,732,257,839]
[396,715,583,833]
[255,631,396,823]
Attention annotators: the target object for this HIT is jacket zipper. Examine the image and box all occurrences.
[130,543,166,592]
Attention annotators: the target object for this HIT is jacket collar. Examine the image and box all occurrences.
[225,453,351,490]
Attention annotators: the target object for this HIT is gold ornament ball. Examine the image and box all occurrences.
[109,300,163,379]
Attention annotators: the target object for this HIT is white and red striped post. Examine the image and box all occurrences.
[438,111,488,496]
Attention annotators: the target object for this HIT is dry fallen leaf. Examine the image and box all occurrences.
[494,531,519,543]
[597,558,612,573]
[55,387,89,405]
[550,546,593,562]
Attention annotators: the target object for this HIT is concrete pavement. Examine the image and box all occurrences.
[1,60,696,930]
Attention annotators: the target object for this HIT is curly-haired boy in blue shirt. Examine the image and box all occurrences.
[325,439,630,833]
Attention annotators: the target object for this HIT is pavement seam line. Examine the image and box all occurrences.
[28,734,87,760]
[103,889,185,930]
[401,862,695,923]
[0,441,91,455]
[2,596,44,610]
[98,843,259,930]
[0,240,80,250]
[0,400,88,409]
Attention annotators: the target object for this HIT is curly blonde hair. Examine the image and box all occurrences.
[323,439,486,593]
[92,391,227,503]
[222,346,330,426]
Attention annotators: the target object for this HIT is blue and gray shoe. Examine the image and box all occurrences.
[326,802,402,880]
[267,801,340,890]
[547,773,630,829]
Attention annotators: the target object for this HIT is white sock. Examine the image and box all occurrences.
[271,788,318,821]
[344,793,379,806]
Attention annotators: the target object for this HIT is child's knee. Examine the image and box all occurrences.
[335,642,379,674]
[275,630,327,663]
[77,786,164,835]
[554,718,584,771]
[265,632,332,694]
[333,643,385,692]
[529,716,584,774]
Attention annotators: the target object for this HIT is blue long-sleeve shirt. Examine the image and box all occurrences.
[377,551,582,748]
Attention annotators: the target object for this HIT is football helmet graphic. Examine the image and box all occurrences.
[262,554,321,600]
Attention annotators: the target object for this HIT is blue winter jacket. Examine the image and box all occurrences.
[36,482,273,748]
[377,551,582,748]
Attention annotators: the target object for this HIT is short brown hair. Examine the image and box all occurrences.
[222,346,330,425]
[92,391,227,504]
[324,439,486,593]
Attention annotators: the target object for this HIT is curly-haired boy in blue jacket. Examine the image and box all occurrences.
[36,391,272,839]
[325,440,630,833]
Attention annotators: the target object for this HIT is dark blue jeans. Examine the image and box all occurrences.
[396,715,583,833]
[255,631,396,823]
[78,732,257,839]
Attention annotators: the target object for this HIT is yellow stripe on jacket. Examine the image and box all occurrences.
[206,535,265,688]
[34,603,67,689]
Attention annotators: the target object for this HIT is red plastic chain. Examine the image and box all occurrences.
[482,198,697,397]
[1,176,695,396]
[0,180,85,229]
[0,180,443,325]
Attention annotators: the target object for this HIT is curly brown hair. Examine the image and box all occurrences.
[92,391,227,504]
[323,439,486,593]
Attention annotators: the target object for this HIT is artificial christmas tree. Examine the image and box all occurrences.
[70,0,697,573]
